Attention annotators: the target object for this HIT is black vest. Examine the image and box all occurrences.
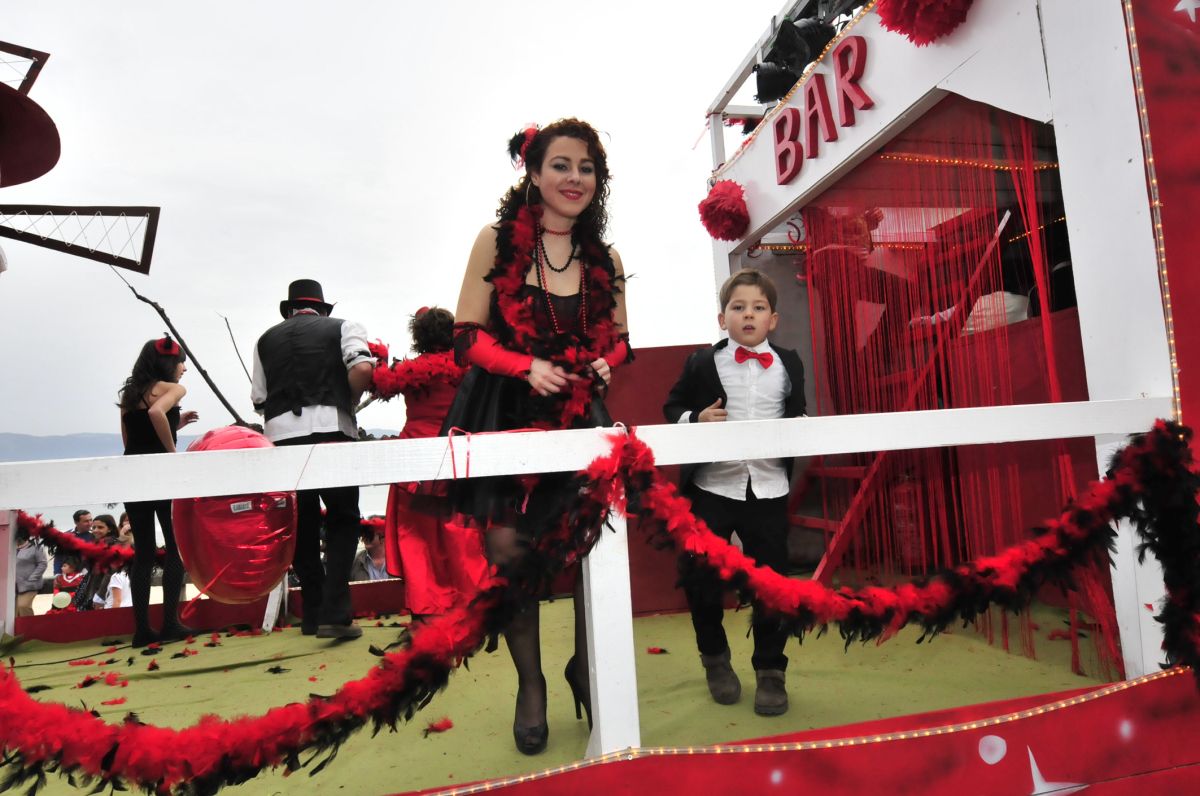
[257,314,353,421]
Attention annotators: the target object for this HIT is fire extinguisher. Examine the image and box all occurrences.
[891,471,922,571]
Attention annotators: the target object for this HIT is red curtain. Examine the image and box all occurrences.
[799,96,1119,677]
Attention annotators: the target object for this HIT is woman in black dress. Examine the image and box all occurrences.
[445,118,632,754]
[118,337,198,647]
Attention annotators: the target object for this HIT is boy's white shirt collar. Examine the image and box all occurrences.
[725,337,773,354]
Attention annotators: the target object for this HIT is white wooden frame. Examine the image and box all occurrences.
[704,0,1173,677]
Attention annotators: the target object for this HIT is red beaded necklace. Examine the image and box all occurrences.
[542,225,572,236]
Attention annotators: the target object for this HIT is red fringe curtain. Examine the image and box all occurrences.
[799,95,1119,677]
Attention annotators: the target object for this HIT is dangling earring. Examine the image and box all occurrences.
[525,180,537,206]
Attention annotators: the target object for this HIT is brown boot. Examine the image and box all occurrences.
[754,669,788,716]
[699,648,741,705]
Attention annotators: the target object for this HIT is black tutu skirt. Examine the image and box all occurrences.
[440,365,611,538]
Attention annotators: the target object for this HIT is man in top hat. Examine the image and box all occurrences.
[251,279,376,639]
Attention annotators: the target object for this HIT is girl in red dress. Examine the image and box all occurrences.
[374,308,488,616]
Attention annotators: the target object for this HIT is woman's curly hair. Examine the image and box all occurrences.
[499,117,611,245]
[409,307,455,354]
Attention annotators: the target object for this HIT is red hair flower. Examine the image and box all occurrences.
[155,336,181,356]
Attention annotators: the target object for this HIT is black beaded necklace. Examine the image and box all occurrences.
[537,227,576,274]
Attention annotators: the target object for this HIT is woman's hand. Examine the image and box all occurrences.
[527,358,578,397]
[589,358,612,386]
[179,410,199,428]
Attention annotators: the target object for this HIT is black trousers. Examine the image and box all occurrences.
[276,432,361,627]
[682,484,790,671]
[124,498,186,634]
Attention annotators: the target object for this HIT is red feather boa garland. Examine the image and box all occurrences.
[3,421,1199,794]
[370,350,466,402]
[698,180,750,242]
[16,513,159,573]
[875,0,976,47]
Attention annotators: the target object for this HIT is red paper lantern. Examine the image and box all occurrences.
[698,180,751,241]
[172,426,296,604]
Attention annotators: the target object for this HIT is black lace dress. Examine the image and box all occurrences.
[442,284,613,536]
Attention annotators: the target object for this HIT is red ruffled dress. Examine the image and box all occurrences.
[376,351,489,615]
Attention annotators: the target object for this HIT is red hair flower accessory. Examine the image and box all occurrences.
[698,180,751,241]
[508,125,540,168]
[155,336,181,356]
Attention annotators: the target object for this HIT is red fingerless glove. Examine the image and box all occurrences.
[454,323,533,378]
[602,336,632,369]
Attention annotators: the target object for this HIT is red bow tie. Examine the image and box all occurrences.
[734,346,773,368]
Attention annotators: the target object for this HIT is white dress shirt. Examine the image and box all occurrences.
[681,339,792,500]
[250,315,375,442]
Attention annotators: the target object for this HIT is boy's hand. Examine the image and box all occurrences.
[698,398,727,423]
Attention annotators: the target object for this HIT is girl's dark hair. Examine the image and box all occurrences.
[409,307,455,355]
[499,118,611,245]
[118,339,186,411]
[92,514,118,536]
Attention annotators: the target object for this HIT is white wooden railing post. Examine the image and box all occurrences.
[262,578,288,633]
[581,505,641,757]
[0,510,15,638]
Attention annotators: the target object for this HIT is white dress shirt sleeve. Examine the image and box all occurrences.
[250,342,267,415]
[341,320,375,369]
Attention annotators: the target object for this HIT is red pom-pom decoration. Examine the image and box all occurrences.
[172,426,297,604]
[875,0,975,47]
[698,180,750,242]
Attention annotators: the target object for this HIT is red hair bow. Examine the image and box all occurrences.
[520,127,537,161]
[155,336,181,356]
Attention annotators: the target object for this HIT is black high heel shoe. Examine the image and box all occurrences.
[512,679,549,755]
[564,656,593,730]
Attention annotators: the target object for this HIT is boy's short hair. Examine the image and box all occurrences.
[72,509,91,523]
[719,268,778,312]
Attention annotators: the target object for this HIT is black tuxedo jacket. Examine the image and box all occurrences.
[663,338,807,489]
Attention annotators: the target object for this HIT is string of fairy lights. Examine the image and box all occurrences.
[878,152,1059,172]
[418,668,1185,795]
[1122,0,1182,423]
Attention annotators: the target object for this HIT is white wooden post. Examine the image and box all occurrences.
[0,510,15,638]
[1039,0,1174,677]
[581,506,641,757]
[262,578,287,633]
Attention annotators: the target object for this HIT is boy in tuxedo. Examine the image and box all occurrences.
[663,268,806,715]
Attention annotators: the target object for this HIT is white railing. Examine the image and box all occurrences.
[0,396,1171,755]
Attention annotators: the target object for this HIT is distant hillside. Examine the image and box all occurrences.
[0,433,196,462]
[0,429,400,462]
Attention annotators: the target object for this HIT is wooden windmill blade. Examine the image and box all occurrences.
[0,42,161,273]
[0,40,50,95]
[0,204,161,274]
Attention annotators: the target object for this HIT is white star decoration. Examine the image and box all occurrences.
[1177,0,1200,24]
[1028,747,1087,795]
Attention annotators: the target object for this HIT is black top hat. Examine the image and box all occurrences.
[280,278,335,318]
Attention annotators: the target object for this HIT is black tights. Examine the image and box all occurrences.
[124,499,186,637]
[487,525,588,728]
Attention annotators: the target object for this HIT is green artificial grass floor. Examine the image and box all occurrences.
[8,601,1109,795]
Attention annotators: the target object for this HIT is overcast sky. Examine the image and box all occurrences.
[1,1,785,438]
